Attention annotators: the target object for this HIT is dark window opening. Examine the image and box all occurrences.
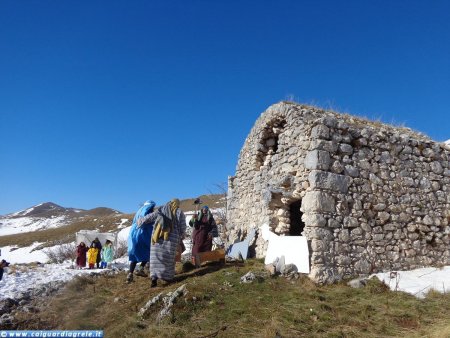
[289,200,305,236]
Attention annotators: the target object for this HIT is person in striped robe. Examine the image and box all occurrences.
[138,198,186,287]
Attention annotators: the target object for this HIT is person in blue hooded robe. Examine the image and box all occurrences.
[126,200,156,282]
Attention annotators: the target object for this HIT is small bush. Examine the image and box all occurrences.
[44,243,77,263]
[115,239,128,258]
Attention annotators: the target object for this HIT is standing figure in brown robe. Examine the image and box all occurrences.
[76,242,88,269]
[190,206,218,255]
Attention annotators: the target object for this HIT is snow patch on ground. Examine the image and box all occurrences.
[0,241,130,301]
[0,215,67,236]
[0,261,128,301]
[1,243,49,264]
[373,266,450,298]
[117,218,130,229]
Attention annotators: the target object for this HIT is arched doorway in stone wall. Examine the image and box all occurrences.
[255,119,287,169]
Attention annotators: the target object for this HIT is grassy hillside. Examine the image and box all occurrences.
[12,259,450,337]
[179,194,225,212]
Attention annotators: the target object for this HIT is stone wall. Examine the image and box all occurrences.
[227,102,450,283]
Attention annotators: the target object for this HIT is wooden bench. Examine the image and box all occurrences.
[193,249,226,268]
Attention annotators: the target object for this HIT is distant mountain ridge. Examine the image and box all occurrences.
[3,194,226,219]
[5,202,121,219]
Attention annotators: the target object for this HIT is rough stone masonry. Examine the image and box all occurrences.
[227,101,450,283]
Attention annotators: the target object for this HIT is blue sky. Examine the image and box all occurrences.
[1,1,449,215]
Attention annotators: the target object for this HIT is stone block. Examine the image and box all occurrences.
[308,170,351,193]
[276,208,288,217]
[422,148,435,158]
[344,165,359,177]
[311,239,325,251]
[343,217,359,228]
[383,223,397,231]
[422,215,433,225]
[328,218,341,228]
[374,247,385,254]
[331,161,344,174]
[308,227,333,240]
[373,233,384,241]
[418,225,430,233]
[309,140,338,153]
[339,143,353,155]
[301,191,335,213]
[350,228,363,236]
[354,259,371,274]
[336,256,351,265]
[377,212,390,223]
[304,150,331,170]
[302,213,327,227]
[323,116,337,128]
[402,177,416,187]
[339,229,350,242]
[430,161,443,174]
[373,203,386,211]
[369,173,383,185]
[311,124,330,140]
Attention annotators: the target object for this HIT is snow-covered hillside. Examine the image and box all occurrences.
[0,202,123,236]
[0,215,68,236]
[0,202,77,236]
[0,254,129,300]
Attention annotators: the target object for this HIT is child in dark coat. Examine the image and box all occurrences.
[91,238,102,268]
[0,259,10,281]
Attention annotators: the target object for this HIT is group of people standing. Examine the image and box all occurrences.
[127,198,217,287]
[76,238,114,269]
[74,198,218,287]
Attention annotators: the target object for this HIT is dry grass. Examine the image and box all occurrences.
[179,194,224,212]
[13,259,450,337]
[281,101,431,142]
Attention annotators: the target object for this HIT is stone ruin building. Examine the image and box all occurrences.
[227,101,450,283]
